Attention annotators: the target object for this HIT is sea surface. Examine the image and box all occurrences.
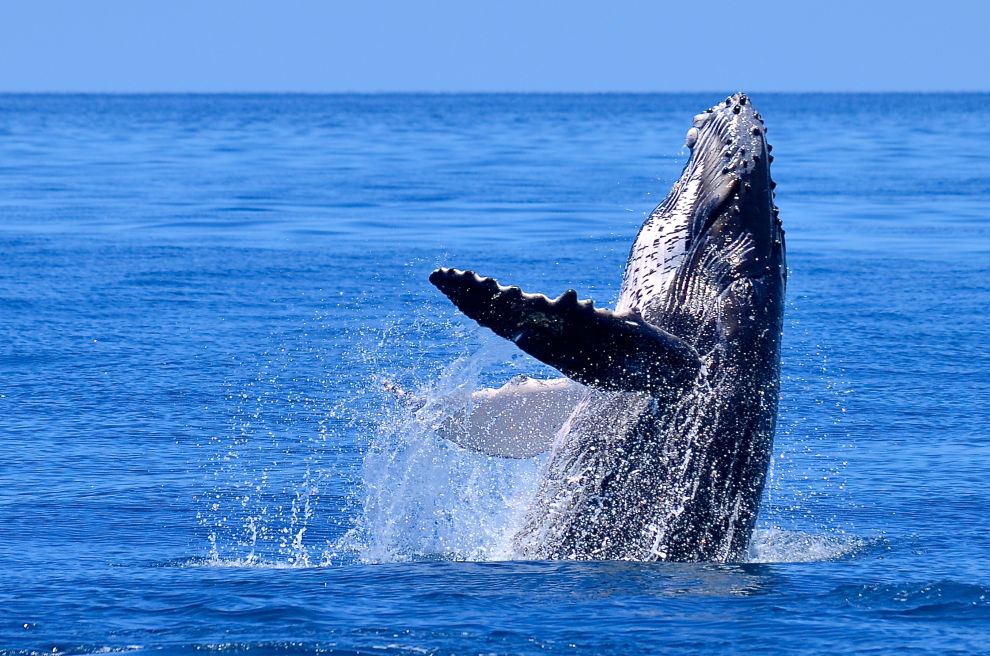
[1,93,988,654]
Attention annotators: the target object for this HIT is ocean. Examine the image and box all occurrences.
[1,93,988,654]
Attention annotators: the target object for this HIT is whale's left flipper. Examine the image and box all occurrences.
[430,268,702,393]
[435,376,586,458]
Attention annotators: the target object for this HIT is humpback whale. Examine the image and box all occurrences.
[428,93,785,562]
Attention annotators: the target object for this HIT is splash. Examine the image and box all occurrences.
[746,528,866,563]
[342,337,860,565]
[341,341,544,563]
[195,310,359,569]
[763,302,855,541]
[196,298,856,567]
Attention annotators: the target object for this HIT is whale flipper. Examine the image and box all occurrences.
[435,376,586,458]
[430,268,702,393]
[384,375,584,457]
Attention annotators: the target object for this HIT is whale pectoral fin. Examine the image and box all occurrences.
[430,268,702,393]
[436,376,586,458]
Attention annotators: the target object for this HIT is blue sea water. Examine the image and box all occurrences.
[1,93,989,654]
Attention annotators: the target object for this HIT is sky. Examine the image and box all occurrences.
[1,0,987,93]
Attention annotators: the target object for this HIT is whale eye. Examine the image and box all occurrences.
[685,127,699,149]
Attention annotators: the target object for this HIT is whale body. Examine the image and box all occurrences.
[429,93,785,562]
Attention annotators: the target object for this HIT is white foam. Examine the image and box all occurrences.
[746,528,865,563]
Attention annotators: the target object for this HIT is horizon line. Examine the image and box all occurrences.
[2,89,988,95]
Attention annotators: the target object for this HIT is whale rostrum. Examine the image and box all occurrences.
[428,93,786,562]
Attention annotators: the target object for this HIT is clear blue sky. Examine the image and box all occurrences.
[1,0,986,92]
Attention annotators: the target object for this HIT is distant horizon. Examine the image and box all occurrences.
[3,89,989,95]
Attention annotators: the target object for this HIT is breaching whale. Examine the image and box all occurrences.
[428,93,785,562]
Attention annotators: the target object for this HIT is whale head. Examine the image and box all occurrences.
[615,93,786,334]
